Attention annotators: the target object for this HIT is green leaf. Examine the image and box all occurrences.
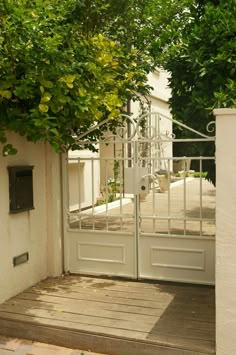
[0,82,13,90]
[50,128,60,136]
[41,92,52,103]
[57,95,68,104]
[2,144,17,156]
[0,90,12,99]
[66,83,74,89]
[59,75,76,85]
[40,80,54,88]
[108,109,120,119]
[50,102,61,113]
[65,75,76,83]
[50,141,60,153]
[78,88,87,97]
[39,104,49,112]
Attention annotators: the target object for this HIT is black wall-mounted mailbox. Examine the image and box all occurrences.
[8,166,34,213]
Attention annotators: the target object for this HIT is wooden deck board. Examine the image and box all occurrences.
[21,288,171,310]
[0,276,215,355]
[0,318,212,355]
[14,290,215,322]
[147,334,215,354]
[12,291,164,317]
[43,275,214,293]
[5,298,158,324]
[0,311,148,340]
[31,282,215,311]
[37,278,215,303]
[0,304,154,333]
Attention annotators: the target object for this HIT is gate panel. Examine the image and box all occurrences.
[63,112,216,284]
[64,136,139,279]
[67,231,136,277]
[139,235,215,284]
[138,153,215,284]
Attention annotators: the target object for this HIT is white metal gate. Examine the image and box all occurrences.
[63,112,216,285]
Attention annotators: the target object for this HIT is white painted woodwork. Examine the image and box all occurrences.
[139,235,215,285]
[67,231,136,278]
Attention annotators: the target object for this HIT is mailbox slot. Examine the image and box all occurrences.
[8,166,34,213]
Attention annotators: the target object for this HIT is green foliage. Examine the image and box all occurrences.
[194,172,207,178]
[174,171,207,178]
[160,0,236,129]
[0,0,156,155]
[157,0,236,185]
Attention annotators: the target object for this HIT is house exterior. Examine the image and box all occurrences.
[132,69,172,118]
[1,75,236,353]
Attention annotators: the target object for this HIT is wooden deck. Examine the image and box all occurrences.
[0,276,215,355]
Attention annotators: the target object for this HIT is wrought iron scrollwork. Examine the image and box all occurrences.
[206,121,216,134]
[70,111,215,145]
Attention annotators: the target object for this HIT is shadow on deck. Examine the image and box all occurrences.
[0,276,215,355]
[0,275,215,355]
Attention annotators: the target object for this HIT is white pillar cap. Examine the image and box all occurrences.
[213,108,236,116]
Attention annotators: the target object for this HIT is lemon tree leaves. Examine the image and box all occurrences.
[0,0,153,155]
[39,104,49,113]
[40,80,54,89]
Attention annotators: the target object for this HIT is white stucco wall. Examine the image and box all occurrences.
[45,145,63,277]
[148,69,172,103]
[214,108,236,355]
[68,150,100,210]
[0,133,63,304]
[131,69,171,115]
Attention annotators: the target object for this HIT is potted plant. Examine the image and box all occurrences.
[156,169,170,192]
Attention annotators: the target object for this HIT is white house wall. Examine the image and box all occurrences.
[130,69,172,116]
[0,133,63,304]
[147,70,172,103]
[68,150,100,210]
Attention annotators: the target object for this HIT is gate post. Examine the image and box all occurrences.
[214,108,236,355]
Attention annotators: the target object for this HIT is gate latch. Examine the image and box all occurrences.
[124,167,150,196]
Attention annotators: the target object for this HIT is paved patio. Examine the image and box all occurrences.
[70,178,216,237]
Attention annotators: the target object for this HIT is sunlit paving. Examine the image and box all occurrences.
[69,178,215,237]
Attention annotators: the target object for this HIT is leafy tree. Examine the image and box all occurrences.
[0,0,154,155]
[158,0,236,184]
[163,0,236,124]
